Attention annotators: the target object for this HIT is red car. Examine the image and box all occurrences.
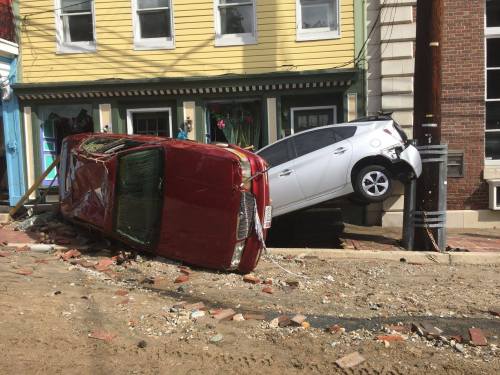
[59,133,271,273]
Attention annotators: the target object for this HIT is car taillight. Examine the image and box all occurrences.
[237,191,256,240]
[383,128,393,136]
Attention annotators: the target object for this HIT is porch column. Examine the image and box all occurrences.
[183,101,196,141]
[266,97,277,144]
[23,106,35,199]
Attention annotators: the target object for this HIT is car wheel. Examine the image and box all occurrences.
[354,165,392,202]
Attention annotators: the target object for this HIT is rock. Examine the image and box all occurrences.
[469,328,487,346]
[421,322,443,337]
[209,334,224,344]
[15,268,33,276]
[335,352,366,369]
[278,315,291,327]
[327,324,344,334]
[262,287,273,294]
[213,309,235,321]
[61,249,81,261]
[243,274,260,284]
[454,343,465,353]
[301,322,310,329]
[174,275,189,284]
[232,313,245,322]
[385,324,410,334]
[95,258,114,272]
[191,310,206,319]
[243,313,266,321]
[263,278,273,285]
[290,314,307,326]
[137,340,147,349]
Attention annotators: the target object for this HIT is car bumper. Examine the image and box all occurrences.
[400,144,422,177]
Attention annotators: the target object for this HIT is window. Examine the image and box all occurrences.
[296,0,340,41]
[486,1,500,160]
[55,0,96,53]
[258,140,291,168]
[293,128,339,157]
[214,0,257,46]
[291,105,337,134]
[126,108,173,137]
[132,0,174,49]
[447,151,464,178]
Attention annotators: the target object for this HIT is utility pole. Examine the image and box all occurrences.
[412,0,447,250]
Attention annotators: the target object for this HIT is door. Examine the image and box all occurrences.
[258,139,303,216]
[291,127,355,199]
[127,108,172,137]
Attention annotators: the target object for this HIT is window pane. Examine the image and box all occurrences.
[61,0,91,13]
[293,108,334,132]
[138,0,169,9]
[258,141,289,168]
[64,14,94,42]
[487,38,500,67]
[294,128,338,157]
[220,5,253,34]
[333,126,357,141]
[486,132,500,160]
[139,11,171,38]
[301,0,336,29]
[487,70,500,99]
[487,0,500,28]
[487,102,500,130]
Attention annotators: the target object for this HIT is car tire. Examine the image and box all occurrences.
[353,165,393,203]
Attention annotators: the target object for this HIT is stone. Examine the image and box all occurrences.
[232,313,245,322]
[95,258,114,271]
[263,278,273,285]
[213,309,236,321]
[335,352,366,369]
[469,328,487,346]
[209,334,224,344]
[191,310,206,319]
[174,275,189,284]
[15,268,33,276]
[327,324,343,334]
[420,323,442,337]
[454,343,465,353]
[278,315,291,327]
[385,324,410,334]
[61,249,81,261]
[376,335,405,342]
[449,335,463,343]
[243,274,260,284]
[290,314,307,326]
[301,322,310,329]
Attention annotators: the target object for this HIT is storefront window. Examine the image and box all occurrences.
[207,101,262,150]
[39,105,94,185]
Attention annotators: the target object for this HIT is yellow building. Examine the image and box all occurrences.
[14,0,365,189]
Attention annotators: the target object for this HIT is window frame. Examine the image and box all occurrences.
[485,4,500,164]
[54,0,97,54]
[213,0,258,47]
[131,0,175,50]
[126,107,173,137]
[290,105,337,134]
[295,0,341,41]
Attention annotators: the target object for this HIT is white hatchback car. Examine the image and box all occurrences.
[257,116,422,218]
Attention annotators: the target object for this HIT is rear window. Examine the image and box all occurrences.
[258,140,290,168]
[293,127,356,158]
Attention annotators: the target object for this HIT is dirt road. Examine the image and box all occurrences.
[0,236,499,374]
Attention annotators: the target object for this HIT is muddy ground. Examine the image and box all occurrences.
[0,219,499,375]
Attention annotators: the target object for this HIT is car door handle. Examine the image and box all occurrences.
[333,147,347,155]
[279,169,293,177]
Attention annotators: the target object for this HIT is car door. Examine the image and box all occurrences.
[291,127,355,200]
[258,139,304,215]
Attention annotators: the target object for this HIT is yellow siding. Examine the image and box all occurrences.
[19,0,355,83]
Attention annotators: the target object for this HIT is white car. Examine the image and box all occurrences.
[257,116,422,218]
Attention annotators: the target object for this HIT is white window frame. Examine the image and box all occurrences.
[214,0,257,47]
[126,107,173,137]
[131,0,175,50]
[296,0,340,42]
[485,4,500,165]
[54,0,96,54]
[290,105,337,134]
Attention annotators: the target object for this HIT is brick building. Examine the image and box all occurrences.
[367,0,500,228]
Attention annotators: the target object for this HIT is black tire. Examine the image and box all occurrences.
[353,165,392,203]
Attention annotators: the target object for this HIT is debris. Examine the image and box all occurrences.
[335,352,366,369]
[469,328,487,346]
[209,334,224,344]
[450,335,463,343]
[489,307,500,317]
[29,244,56,253]
[61,249,81,261]
[213,309,235,321]
[94,258,114,272]
[174,275,189,284]
[53,291,62,296]
[454,343,465,353]
[301,322,310,329]
[385,324,410,334]
[243,274,260,284]
[262,287,273,294]
[327,324,344,334]
[277,315,291,328]
[137,340,147,349]
[179,266,191,275]
[376,335,405,342]
[290,314,306,326]
[232,313,245,322]
[418,322,443,338]
[191,310,206,319]
[88,330,116,342]
[263,278,273,285]
[243,313,266,321]
[185,302,205,311]
[115,289,129,296]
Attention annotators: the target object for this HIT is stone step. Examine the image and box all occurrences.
[0,213,11,224]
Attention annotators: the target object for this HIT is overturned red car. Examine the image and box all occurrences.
[59,133,271,273]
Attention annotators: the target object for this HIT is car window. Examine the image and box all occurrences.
[293,128,338,157]
[258,140,290,168]
[332,126,357,142]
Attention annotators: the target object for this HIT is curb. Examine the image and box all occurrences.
[269,248,500,265]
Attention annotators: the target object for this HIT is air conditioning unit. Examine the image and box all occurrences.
[488,180,500,210]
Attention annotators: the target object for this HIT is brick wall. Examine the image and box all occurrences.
[441,0,488,210]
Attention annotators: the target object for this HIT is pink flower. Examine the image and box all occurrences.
[217,119,225,129]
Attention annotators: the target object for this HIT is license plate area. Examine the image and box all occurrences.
[263,206,272,229]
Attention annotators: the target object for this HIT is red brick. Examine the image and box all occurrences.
[174,274,189,283]
[376,335,405,342]
[469,328,487,346]
[213,309,235,321]
[243,274,260,284]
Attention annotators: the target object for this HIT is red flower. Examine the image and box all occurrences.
[217,119,226,129]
